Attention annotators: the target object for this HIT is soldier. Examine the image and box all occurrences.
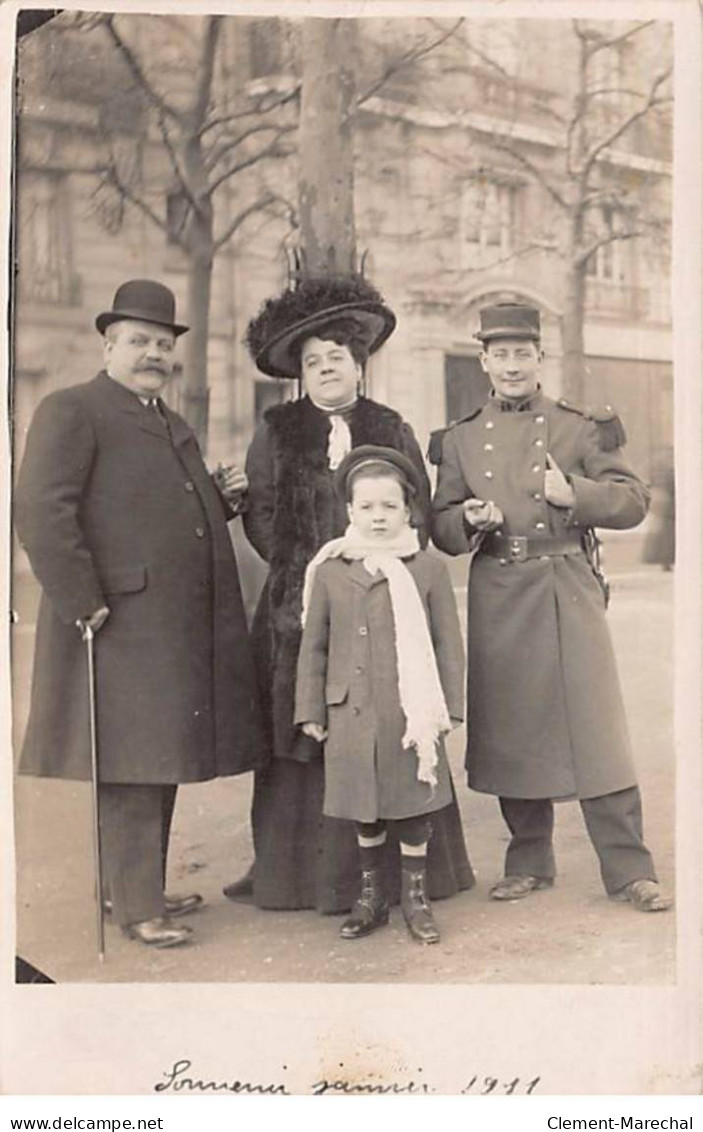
[430,301,671,912]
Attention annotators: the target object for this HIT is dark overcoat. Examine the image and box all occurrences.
[14,371,268,784]
[241,394,474,912]
[431,390,648,801]
[295,551,464,822]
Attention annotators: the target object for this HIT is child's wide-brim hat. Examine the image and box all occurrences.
[245,275,396,379]
[335,445,424,501]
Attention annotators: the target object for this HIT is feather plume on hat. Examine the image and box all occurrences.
[245,274,396,379]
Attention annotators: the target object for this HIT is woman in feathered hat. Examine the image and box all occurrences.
[223,274,474,914]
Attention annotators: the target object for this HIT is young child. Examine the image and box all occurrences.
[295,445,465,944]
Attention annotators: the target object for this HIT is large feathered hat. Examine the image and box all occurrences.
[245,274,396,379]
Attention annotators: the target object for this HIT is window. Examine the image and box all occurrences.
[460,180,517,267]
[17,172,79,305]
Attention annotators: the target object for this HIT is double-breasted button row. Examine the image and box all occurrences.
[358,626,368,636]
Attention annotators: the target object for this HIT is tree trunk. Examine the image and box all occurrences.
[182,248,213,450]
[298,18,357,275]
[561,262,587,402]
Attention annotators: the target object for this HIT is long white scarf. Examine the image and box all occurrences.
[302,524,451,790]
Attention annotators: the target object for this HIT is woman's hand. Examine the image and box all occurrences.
[301,721,328,743]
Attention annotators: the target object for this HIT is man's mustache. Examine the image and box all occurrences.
[136,364,168,375]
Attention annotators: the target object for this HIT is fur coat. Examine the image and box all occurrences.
[243,394,431,760]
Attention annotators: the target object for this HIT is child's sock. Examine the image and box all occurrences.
[358,830,387,870]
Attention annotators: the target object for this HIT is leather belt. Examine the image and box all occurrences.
[481,533,584,563]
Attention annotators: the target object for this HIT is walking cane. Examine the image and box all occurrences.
[77,620,105,962]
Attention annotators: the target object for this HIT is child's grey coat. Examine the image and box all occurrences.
[295,549,465,822]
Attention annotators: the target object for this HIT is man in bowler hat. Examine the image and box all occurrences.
[431,301,671,913]
[15,279,268,948]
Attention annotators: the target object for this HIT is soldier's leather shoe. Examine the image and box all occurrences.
[340,869,389,939]
[400,868,440,944]
[489,875,554,901]
[222,865,255,901]
[104,894,203,918]
[611,879,672,912]
[123,917,193,948]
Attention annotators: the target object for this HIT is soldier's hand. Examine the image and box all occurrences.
[214,462,248,503]
[301,721,327,743]
[545,453,575,508]
[463,498,504,531]
[76,606,110,636]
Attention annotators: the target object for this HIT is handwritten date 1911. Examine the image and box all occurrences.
[461,1075,541,1095]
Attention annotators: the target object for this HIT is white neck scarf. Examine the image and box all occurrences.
[302,523,451,790]
[308,395,357,470]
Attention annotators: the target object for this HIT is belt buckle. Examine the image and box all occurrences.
[508,536,527,562]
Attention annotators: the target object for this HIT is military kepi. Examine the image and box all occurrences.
[96,279,189,337]
[475,302,540,343]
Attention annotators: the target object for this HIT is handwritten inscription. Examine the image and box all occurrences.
[154,1059,541,1096]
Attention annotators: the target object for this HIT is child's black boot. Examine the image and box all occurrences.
[340,868,389,939]
[401,866,440,944]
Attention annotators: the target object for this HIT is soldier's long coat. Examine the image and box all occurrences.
[431,389,648,801]
[295,551,464,822]
[14,371,268,784]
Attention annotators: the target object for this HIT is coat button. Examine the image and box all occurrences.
[359,626,368,636]
[485,420,495,429]
[184,481,195,492]
[484,442,494,452]
[499,558,508,566]
[352,706,361,715]
[535,521,546,531]
[533,491,543,501]
[195,526,205,538]
[356,665,364,673]
[534,439,545,448]
[535,415,545,424]
[532,463,541,473]
[484,470,494,479]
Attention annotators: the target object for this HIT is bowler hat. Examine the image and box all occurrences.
[334,445,424,501]
[95,279,189,337]
[475,302,540,343]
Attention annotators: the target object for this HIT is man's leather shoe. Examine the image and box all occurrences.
[104,893,203,918]
[123,916,193,948]
[489,875,553,901]
[611,879,672,912]
[223,864,255,901]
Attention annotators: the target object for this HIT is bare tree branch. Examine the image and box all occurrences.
[587,20,656,57]
[574,227,645,268]
[355,18,465,108]
[102,15,181,126]
[207,129,295,196]
[205,122,294,174]
[213,193,279,252]
[201,85,301,137]
[487,140,569,211]
[580,66,672,178]
[155,110,200,216]
[103,159,174,241]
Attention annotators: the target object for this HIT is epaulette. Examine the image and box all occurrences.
[556,397,626,451]
[427,406,484,465]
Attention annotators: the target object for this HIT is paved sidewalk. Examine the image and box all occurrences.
[11,567,675,985]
